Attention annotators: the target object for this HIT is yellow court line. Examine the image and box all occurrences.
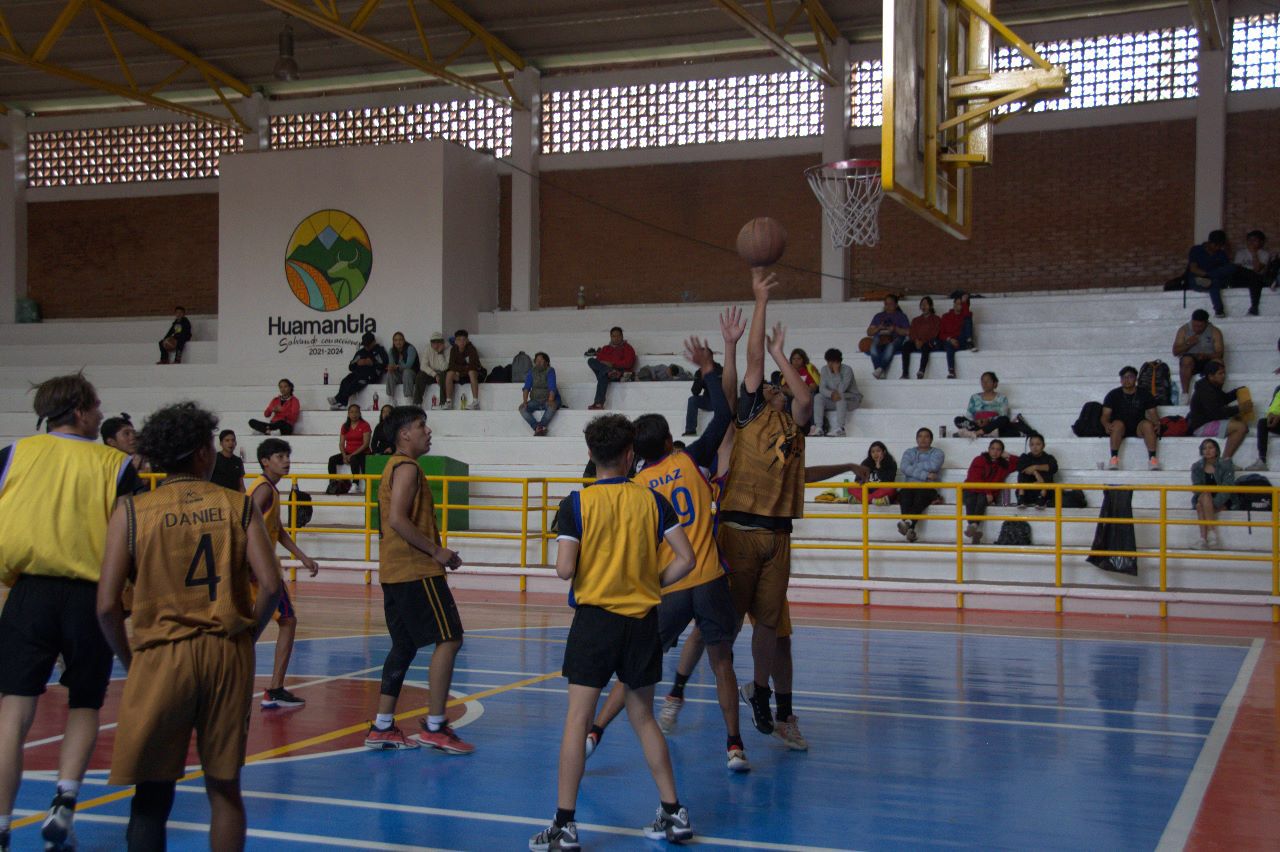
[13,669,562,831]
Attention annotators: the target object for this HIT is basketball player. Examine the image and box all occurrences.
[0,373,140,852]
[251,439,320,709]
[364,406,473,754]
[530,414,696,852]
[97,402,282,852]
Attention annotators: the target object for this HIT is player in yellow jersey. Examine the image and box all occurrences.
[250,439,320,709]
[97,402,282,852]
[0,373,142,852]
[365,407,473,754]
[530,415,697,852]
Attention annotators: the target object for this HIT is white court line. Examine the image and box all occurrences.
[168,787,853,852]
[1155,636,1265,851]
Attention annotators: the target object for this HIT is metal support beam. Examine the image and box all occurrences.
[427,0,524,71]
[1188,0,1226,51]
[260,0,525,108]
[31,0,86,62]
[348,0,383,32]
[711,0,839,85]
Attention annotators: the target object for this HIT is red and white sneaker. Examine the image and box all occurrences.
[585,729,601,759]
[773,715,809,751]
[364,723,420,750]
[416,720,476,754]
[657,695,684,734]
[726,746,750,772]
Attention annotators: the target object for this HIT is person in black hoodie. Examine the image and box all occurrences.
[1016,433,1059,509]
[157,306,191,364]
[1187,360,1249,460]
[328,332,389,409]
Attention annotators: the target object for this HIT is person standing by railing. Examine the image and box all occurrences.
[898,428,945,543]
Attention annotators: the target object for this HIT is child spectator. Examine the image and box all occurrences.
[156,306,191,364]
[897,428,944,542]
[811,348,861,437]
[1187,360,1249,460]
[586,326,638,411]
[865,294,909,380]
[850,441,897,505]
[250,379,300,436]
[371,404,396,454]
[1191,438,1235,549]
[444,329,483,410]
[327,404,371,494]
[955,372,1012,438]
[519,352,560,436]
[1016,434,1058,509]
[962,439,1018,544]
[899,296,942,380]
[385,332,419,403]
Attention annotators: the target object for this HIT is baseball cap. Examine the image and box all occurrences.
[430,331,444,341]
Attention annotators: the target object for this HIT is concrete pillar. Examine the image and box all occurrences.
[509,68,541,312]
[820,39,851,302]
[240,92,270,151]
[1194,46,1228,242]
[0,113,27,323]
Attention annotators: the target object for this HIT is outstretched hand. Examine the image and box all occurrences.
[766,322,787,359]
[683,336,714,372]
[751,268,780,302]
[719,305,746,345]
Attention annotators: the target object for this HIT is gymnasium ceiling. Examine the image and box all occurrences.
[0,0,1198,116]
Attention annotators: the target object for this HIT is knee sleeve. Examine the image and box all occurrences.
[128,781,176,852]
[380,640,417,698]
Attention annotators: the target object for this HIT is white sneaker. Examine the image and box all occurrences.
[773,715,809,751]
[726,746,750,772]
[1107,456,1120,471]
[808,424,823,437]
[1244,459,1268,471]
[469,398,480,410]
[657,695,683,734]
[1148,457,1162,471]
[830,428,846,437]
[584,729,600,760]
[1207,529,1221,549]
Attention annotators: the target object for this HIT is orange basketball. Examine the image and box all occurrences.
[736,217,787,268]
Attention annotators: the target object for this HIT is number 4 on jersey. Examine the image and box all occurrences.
[185,533,221,601]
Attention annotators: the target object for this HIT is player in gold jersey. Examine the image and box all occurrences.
[97,402,282,852]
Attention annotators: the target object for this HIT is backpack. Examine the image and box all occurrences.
[1072,401,1106,437]
[509,351,533,382]
[1229,474,1273,512]
[289,486,313,529]
[995,520,1032,546]
[1160,415,1189,437]
[1138,360,1172,405]
[1062,489,1088,509]
[485,364,511,383]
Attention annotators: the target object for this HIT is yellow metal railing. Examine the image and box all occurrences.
[142,473,1280,620]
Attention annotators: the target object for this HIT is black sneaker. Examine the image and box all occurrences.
[261,687,306,708]
[41,792,76,850]
[529,820,580,851]
[643,806,693,843]
[1,828,9,852]
[739,681,774,735]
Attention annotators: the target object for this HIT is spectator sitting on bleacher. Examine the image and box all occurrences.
[1015,433,1058,509]
[328,331,388,410]
[1247,384,1280,471]
[327,404,371,494]
[962,439,1018,545]
[938,294,973,379]
[1187,360,1249,460]
[586,326,637,411]
[774,349,819,407]
[156,305,191,365]
[1172,309,1224,396]
[413,331,450,407]
[897,428,944,543]
[371,404,395,454]
[1102,365,1162,471]
[1234,230,1278,291]
[1192,438,1235,549]
[444,329,483,410]
[811,348,860,437]
[1186,229,1261,317]
[955,372,1011,438]
[519,352,560,436]
[683,356,723,436]
[385,332,419,404]
[899,296,942,381]
[865,294,909,380]
[849,441,896,505]
[250,379,300,436]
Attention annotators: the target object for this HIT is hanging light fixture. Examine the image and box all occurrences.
[273,22,300,81]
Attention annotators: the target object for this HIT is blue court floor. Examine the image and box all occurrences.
[14,621,1255,850]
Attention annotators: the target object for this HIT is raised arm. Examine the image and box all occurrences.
[768,322,813,425]
[744,269,779,394]
[685,336,732,468]
[719,305,745,407]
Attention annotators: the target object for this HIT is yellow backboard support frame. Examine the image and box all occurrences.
[881,0,1067,240]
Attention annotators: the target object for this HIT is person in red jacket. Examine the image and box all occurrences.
[962,439,1018,544]
[938,294,975,379]
[249,379,301,436]
[586,326,637,410]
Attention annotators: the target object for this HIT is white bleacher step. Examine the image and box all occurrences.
[0,316,218,345]
[0,341,218,367]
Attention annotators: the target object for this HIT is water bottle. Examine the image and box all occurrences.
[430,394,437,409]
[323,369,329,384]
[461,392,469,409]
[372,392,379,410]
[1170,385,1180,405]
[576,286,586,310]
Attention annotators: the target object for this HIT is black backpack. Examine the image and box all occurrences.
[1062,489,1088,509]
[1229,474,1273,512]
[995,520,1032,546]
[1138,360,1172,405]
[290,486,313,528]
[1072,401,1106,437]
[485,364,511,383]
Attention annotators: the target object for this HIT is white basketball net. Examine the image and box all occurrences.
[805,160,885,248]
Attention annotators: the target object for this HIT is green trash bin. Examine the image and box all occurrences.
[365,454,470,533]
[15,297,40,323]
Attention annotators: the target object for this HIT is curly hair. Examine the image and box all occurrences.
[137,402,219,473]
[584,414,634,468]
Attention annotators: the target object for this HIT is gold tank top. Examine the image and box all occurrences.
[378,454,443,584]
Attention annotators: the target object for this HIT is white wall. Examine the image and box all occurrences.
[216,140,496,371]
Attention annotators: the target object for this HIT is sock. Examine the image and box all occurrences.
[1149,450,1158,459]
[555,808,576,827]
[426,714,446,732]
[661,800,681,816]
[589,724,604,740]
[670,671,690,700]
[55,779,80,799]
[727,734,744,750]
[754,682,772,707]
[0,814,10,833]
[374,713,394,730]
[775,692,793,720]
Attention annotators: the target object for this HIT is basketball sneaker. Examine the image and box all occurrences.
[1148,456,1162,471]
[726,746,750,772]
[739,681,774,735]
[415,720,475,754]
[1,828,8,852]
[261,687,306,709]
[364,723,420,750]
[773,715,810,751]
[584,729,600,759]
[41,792,76,851]
[657,695,683,734]
[529,820,579,851]
[642,805,693,843]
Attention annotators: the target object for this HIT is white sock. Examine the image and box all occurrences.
[374,714,394,729]
[56,779,80,798]
[426,714,446,732]
[0,814,11,832]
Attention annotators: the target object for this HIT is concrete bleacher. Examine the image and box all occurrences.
[0,287,1275,618]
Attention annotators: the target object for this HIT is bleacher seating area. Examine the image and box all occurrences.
[1,286,1275,618]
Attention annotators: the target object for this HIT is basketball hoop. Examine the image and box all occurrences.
[805,159,884,248]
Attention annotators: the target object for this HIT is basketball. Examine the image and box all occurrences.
[736,217,787,268]
[161,336,177,352]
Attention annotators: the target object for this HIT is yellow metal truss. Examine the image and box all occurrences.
[711,0,842,86]
[259,0,526,108]
[0,0,252,130]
